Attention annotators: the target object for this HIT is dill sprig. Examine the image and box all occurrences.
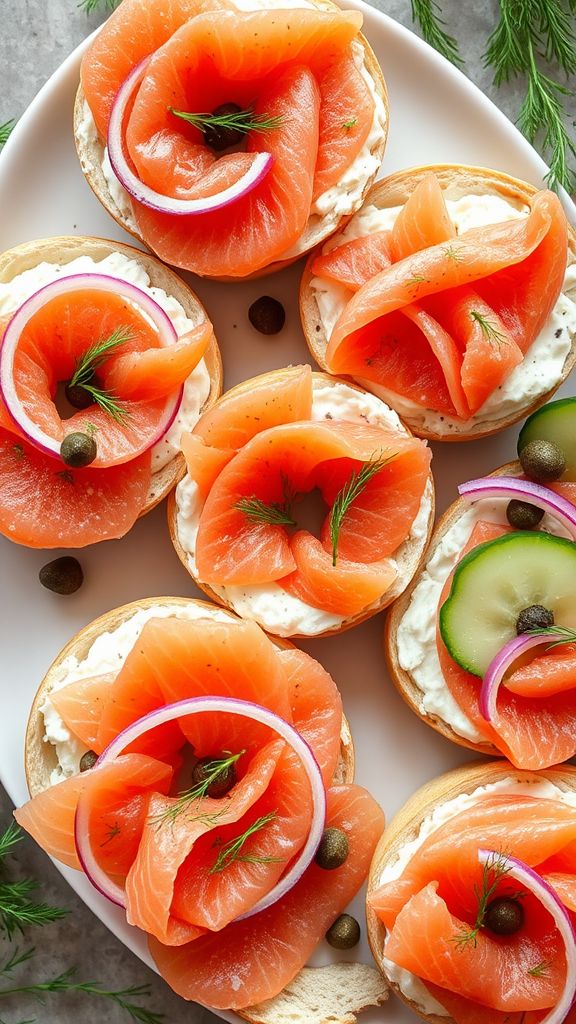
[169,107,283,136]
[78,0,120,13]
[410,0,464,67]
[68,324,133,423]
[329,454,392,566]
[0,968,164,1024]
[527,958,554,977]
[470,309,508,347]
[235,497,297,527]
[526,624,576,648]
[210,811,280,874]
[453,850,513,950]
[0,825,66,940]
[0,121,15,148]
[484,0,576,193]
[151,751,244,828]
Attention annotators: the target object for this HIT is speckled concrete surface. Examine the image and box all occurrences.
[0,2,573,1022]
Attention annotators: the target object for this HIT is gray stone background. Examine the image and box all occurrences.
[0,2,574,1022]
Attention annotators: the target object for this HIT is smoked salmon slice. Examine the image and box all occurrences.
[312,230,392,290]
[149,785,384,1008]
[436,521,576,768]
[50,673,115,750]
[275,647,342,786]
[101,322,213,400]
[312,51,375,200]
[321,183,567,419]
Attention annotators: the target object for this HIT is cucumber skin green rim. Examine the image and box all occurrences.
[438,529,576,678]
[517,396,576,455]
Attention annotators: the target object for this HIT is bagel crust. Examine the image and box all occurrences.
[0,235,223,517]
[366,758,576,1023]
[300,163,576,441]
[73,0,389,281]
[168,370,435,639]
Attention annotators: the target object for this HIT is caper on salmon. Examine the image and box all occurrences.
[79,750,99,772]
[314,827,349,869]
[326,913,360,949]
[506,499,544,530]
[65,379,94,410]
[485,896,524,935]
[516,604,554,634]
[204,103,245,151]
[190,755,237,798]
[248,296,286,335]
[519,439,566,483]
[60,431,97,468]
[39,556,84,595]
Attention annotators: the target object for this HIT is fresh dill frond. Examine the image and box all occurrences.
[527,958,554,977]
[442,243,464,262]
[0,880,67,940]
[342,118,358,131]
[484,0,576,193]
[78,0,120,14]
[0,825,22,865]
[470,310,507,347]
[453,850,513,950]
[68,325,133,423]
[0,948,36,978]
[151,751,245,828]
[169,107,283,136]
[526,624,576,649]
[410,0,464,67]
[0,120,15,148]
[0,972,164,1024]
[99,823,121,848]
[210,811,280,873]
[235,497,297,527]
[329,454,392,566]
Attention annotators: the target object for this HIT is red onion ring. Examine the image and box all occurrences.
[0,272,182,463]
[479,630,571,723]
[478,849,576,1024]
[458,477,576,540]
[74,697,326,918]
[107,62,274,216]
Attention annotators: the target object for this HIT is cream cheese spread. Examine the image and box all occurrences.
[311,194,576,433]
[376,777,576,1016]
[396,497,571,743]
[41,602,233,786]
[0,253,211,479]
[175,379,433,636]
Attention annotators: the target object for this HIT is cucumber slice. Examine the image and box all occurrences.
[439,531,576,676]
[518,398,576,481]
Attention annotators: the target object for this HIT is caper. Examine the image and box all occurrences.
[485,897,524,936]
[326,913,361,949]
[314,827,349,870]
[516,604,554,634]
[204,103,245,151]
[519,439,566,483]
[60,432,97,468]
[65,380,93,410]
[506,499,545,530]
[39,556,84,595]
[191,755,237,798]
[248,296,286,335]
[79,750,98,772]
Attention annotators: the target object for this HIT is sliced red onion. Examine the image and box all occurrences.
[107,62,274,215]
[480,630,568,723]
[458,477,576,540]
[0,273,182,463]
[75,697,326,918]
[478,849,576,1024]
[74,771,127,908]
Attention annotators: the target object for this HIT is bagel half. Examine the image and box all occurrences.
[366,758,576,1023]
[300,163,576,441]
[384,460,527,759]
[73,0,389,281]
[167,370,435,639]
[25,594,388,1024]
[0,236,222,517]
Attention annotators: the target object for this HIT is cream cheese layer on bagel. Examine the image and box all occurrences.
[168,368,432,634]
[74,0,388,280]
[0,237,221,548]
[366,760,576,1023]
[301,165,576,440]
[19,596,388,1023]
[385,460,576,768]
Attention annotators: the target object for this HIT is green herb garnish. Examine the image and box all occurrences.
[526,624,576,648]
[68,324,133,423]
[210,811,281,873]
[342,118,358,131]
[0,825,66,940]
[410,0,464,67]
[453,850,513,950]
[527,958,554,978]
[78,0,120,13]
[235,497,297,527]
[0,121,15,148]
[169,106,283,137]
[329,454,392,566]
[470,310,507,347]
[151,751,245,828]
